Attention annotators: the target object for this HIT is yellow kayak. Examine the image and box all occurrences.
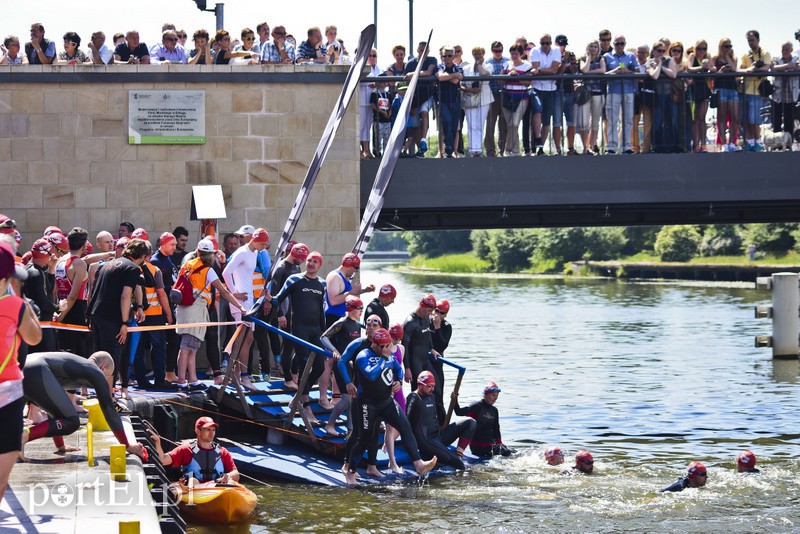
[169,482,257,524]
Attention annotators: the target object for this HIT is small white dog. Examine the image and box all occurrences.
[761,125,793,151]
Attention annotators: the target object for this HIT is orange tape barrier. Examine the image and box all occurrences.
[40,320,243,333]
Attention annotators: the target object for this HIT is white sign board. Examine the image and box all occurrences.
[191,186,227,220]
[128,90,205,144]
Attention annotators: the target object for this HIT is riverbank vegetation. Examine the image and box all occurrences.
[374,223,800,273]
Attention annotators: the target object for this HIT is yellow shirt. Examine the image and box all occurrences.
[740,48,772,96]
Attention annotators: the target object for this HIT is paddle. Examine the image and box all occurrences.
[439,357,466,429]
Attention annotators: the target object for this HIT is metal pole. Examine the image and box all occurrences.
[374,0,378,49]
[408,0,413,53]
[215,3,224,31]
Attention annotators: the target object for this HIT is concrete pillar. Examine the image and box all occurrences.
[771,272,799,359]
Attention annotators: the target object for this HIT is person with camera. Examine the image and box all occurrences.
[323,26,343,65]
[769,41,799,147]
[739,30,772,152]
[713,38,740,151]
[647,41,679,153]
[687,40,716,152]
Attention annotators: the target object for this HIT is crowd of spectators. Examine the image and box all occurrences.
[2,22,798,155]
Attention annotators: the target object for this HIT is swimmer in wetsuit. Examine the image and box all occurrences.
[363,283,396,330]
[20,351,144,460]
[736,450,760,476]
[562,449,594,475]
[402,294,444,420]
[320,296,363,428]
[406,370,475,470]
[343,328,437,485]
[544,446,565,466]
[453,381,516,458]
[660,461,707,491]
[268,251,326,423]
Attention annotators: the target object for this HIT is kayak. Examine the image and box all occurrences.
[169,482,257,524]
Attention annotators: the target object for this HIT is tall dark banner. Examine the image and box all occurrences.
[268,24,377,279]
[352,31,433,258]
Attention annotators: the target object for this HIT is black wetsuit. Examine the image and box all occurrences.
[320,316,362,391]
[346,347,422,472]
[403,312,445,420]
[23,352,128,444]
[455,399,507,457]
[22,264,58,355]
[431,318,452,422]
[364,298,389,330]
[272,273,326,394]
[660,477,690,492]
[406,390,475,470]
[268,259,301,380]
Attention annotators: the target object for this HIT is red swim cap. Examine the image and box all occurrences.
[436,299,450,314]
[737,451,756,468]
[307,251,323,265]
[345,295,363,311]
[379,284,396,299]
[420,293,436,309]
[131,228,149,240]
[342,252,361,269]
[687,461,707,477]
[372,328,391,346]
[388,323,404,340]
[290,243,309,261]
[418,370,435,386]
[252,228,270,244]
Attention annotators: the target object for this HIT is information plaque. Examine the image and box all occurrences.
[128,90,205,144]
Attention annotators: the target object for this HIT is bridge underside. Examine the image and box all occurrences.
[360,153,800,230]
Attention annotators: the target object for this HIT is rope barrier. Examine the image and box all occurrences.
[40,320,243,333]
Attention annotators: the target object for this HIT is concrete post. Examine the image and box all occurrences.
[771,272,799,359]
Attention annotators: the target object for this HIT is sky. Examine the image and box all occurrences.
[4,0,797,62]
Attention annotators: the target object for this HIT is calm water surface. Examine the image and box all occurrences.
[191,262,800,533]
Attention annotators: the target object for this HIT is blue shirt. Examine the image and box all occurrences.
[260,42,295,63]
[485,56,510,93]
[296,40,327,63]
[603,51,638,94]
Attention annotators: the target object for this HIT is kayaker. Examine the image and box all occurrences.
[660,461,708,492]
[343,328,437,485]
[562,449,594,475]
[20,351,145,460]
[736,450,760,476]
[406,370,475,470]
[452,381,516,458]
[151,416,240,486]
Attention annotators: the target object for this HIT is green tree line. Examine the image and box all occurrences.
[386,224,800,273]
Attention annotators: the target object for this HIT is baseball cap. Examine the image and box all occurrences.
[396,82,408,91]
[195,416,219,429]
[484,381,501,394]
[234,225,255,236]
[198,237,217,252]
[379,284,396,299]
[31,238,52,259]
[555,34,568,46]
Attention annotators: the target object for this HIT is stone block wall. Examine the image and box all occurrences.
[0,64,360,262]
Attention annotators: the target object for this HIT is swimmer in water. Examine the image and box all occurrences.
[544,446,564,466]
[660,461,708,492]
[736,450,760,476]
[561,449,594,475]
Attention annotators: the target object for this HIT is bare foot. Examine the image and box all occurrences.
[18,431,29,462]
[324,425,340,437]
[389,463,404,474]
[345,471,358,485]
[214,375,225,385]
[55,445,81,454]
[415,456,438,476]
[240,376,259,391]
[366,466,385,478]
[120,388,129,400]
[318,400,334,410]
[283,381,298,390]
[165,372,179,383]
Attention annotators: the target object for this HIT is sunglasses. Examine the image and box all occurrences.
[654,48,665,53]
[580,459,594,465]
[696,47,707,51]
[694,471,707,477]
[369,54,377,57]
[165,37,177,42]
[0,219,16,229]
[600,37,611,42]
[540,41,551,45]
[64,41,78,46]
[243,37,255,41]
[614,41,626,46]
[352,306,364,310]
[435,309,447,314]
[722,44,732,48]
[443,53,454,57]
[672,49,683,53]
[177,34,187,38]
[492,49,502,53]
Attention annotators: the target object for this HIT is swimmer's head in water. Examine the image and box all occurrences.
[89,351,115,377]
[575,450,594,473]
[545,446,564,465]
[737,451,756,471]
[687,461,708,482]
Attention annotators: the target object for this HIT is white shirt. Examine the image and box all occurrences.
[462,62,494,105]
[96,44,114,65]
[222,245,258,305]
[530,47,562,91]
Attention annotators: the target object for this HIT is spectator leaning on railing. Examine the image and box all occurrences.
[296,26,327,65]
[770,41,799,142]
[149,30,188,65]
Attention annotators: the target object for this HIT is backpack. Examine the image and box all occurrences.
[171,261,209,306]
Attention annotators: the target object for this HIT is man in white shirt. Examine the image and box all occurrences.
[222,228,270,390]
[530,34,562,154]
[87,31,114,65]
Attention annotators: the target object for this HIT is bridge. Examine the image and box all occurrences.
[361,152,800,230]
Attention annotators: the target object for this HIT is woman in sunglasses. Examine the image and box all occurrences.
[56,32,88,65]
[687,39,716,152]
[713,38,740,151]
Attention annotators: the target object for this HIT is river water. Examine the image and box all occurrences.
[192,262,800,533]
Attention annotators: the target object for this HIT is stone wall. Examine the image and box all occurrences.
[0,64,360,261]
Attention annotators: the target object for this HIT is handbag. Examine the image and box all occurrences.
[171,263,209,306]
[461,90,481,109]
[574,84,591,106]
[758,79,774,97]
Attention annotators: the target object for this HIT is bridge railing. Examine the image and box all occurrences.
[363,70,799,156]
